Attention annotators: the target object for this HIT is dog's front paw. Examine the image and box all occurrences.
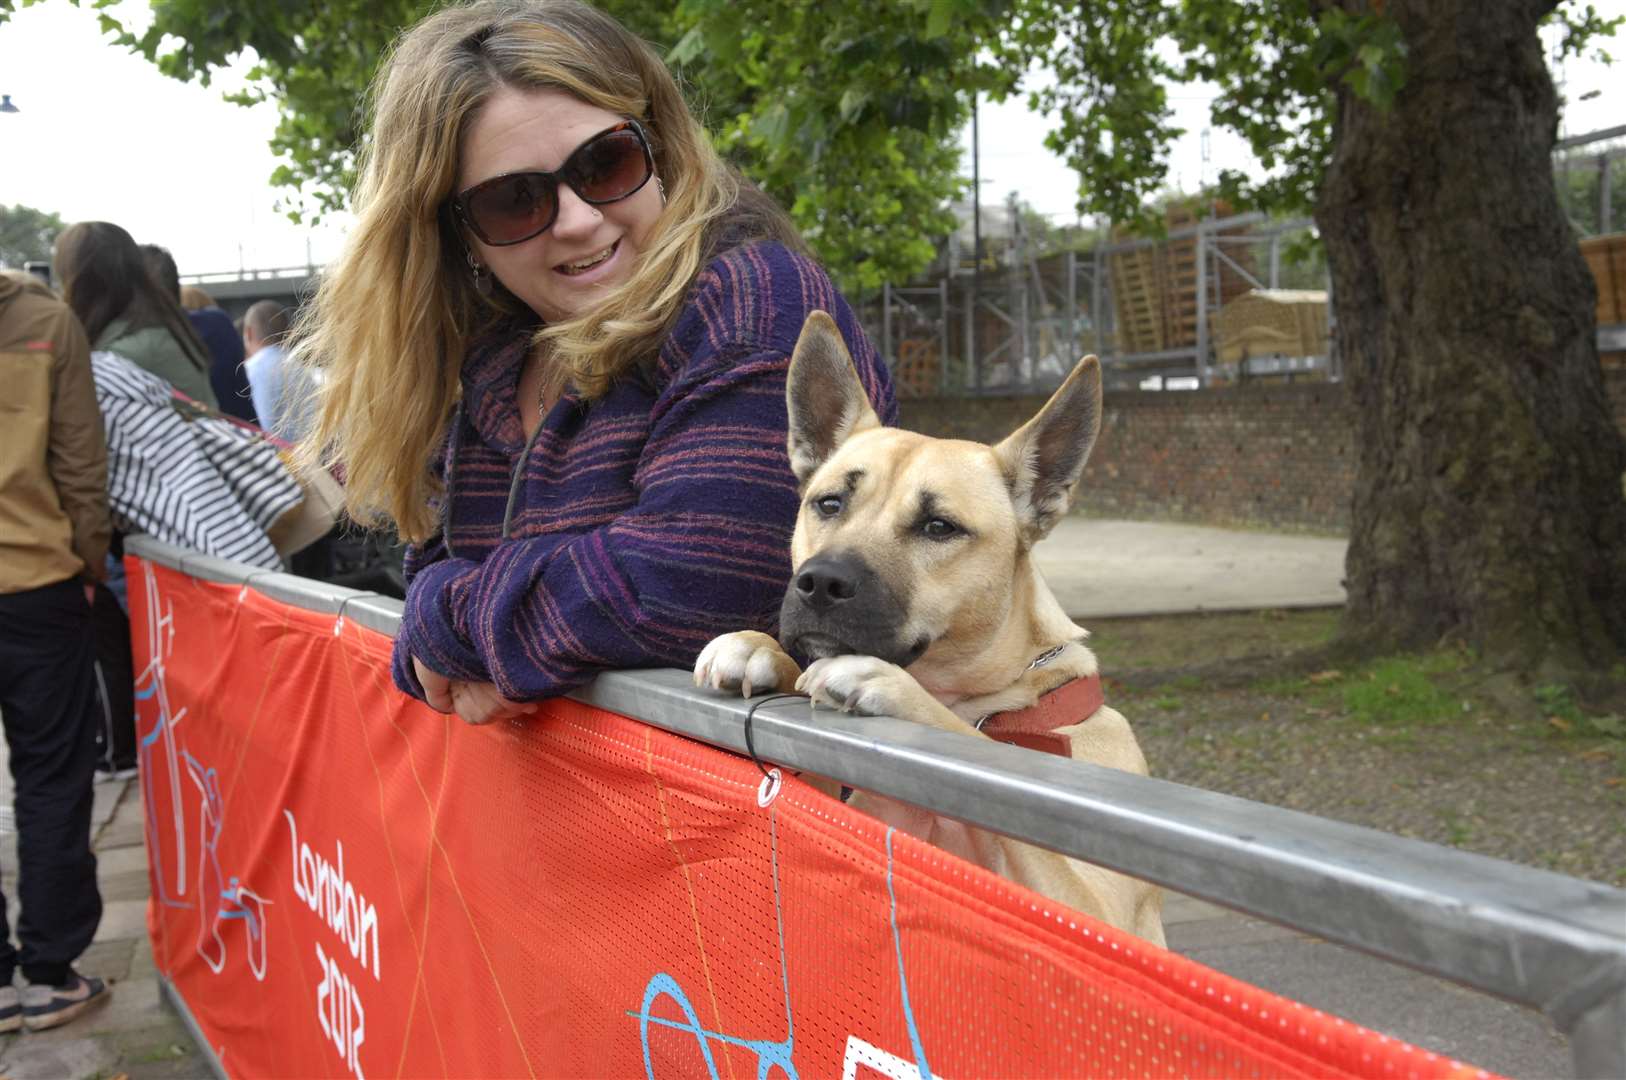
[694,631,803,698]
[797,655,934,718]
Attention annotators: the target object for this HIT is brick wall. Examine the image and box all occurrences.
[900,366,1626,535]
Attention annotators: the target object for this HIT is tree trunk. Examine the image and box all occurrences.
[1314,0,1626,674]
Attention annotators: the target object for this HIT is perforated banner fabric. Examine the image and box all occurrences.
[130,556,1498,1079]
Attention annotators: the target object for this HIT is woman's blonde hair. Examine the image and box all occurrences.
[293,0,795,542]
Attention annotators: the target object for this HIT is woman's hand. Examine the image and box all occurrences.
[413,657,456,713]
[412,656,536,725]
[448,679,538,725]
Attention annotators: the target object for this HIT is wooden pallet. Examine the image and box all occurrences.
[1110,243,1167,353]
[893,337,941,398]
[1163,206,1258,348]
[1580,232,1626,326]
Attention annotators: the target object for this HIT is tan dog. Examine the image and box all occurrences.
[694,311,1165,946]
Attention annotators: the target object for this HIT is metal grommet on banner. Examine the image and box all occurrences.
[741,692,803,780]
[756,768,783,808]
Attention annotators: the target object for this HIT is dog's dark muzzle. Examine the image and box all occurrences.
[778,552,927,667]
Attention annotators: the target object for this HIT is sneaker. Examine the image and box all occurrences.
[21,973,110,1031]
[94,765,138,783]
[0,985,19,1033]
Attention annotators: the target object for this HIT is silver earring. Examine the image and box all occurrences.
[467,250,492,298]
[657,176,667,205]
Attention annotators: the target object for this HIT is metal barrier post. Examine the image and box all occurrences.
[963,278,976,392]
[1092,246,1105,360]
[1195,223,1211,386]
[1066,249,1078,365]
[1568,986,1625,1079]
[1601,153,1614,235]
[881,281,892,367]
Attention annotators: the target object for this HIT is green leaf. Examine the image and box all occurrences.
[838,87,870,122]
[667,26,705,66]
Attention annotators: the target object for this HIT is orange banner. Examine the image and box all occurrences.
[129,555,1492,1079]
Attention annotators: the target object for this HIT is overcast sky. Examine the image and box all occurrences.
[2,1,1622,275]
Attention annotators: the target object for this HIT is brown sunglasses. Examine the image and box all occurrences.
[450,120,656,247]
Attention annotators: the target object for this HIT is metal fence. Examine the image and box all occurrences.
[1555,123,1626,239]
[130,534,1626,1078]
[854,212,1334,396]
[860,125,1626,398]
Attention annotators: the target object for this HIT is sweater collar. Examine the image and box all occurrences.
[459,315,541,453]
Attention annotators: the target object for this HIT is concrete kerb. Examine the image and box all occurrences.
[1032,517,1348,619]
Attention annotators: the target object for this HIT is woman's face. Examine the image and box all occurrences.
[457,86,664,324]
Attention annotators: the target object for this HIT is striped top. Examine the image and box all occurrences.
[91,350,302,569]
[393,241,896,702]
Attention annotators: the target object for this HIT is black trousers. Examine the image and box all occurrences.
[89,582,136,772]
[0,579,104,985]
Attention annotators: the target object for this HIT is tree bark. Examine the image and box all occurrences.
[1315,0,1626,673]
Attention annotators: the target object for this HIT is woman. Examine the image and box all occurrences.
[53,222,218,408]
[293,0,895,723]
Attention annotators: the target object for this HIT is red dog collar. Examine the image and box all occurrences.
[977,674,1105,757]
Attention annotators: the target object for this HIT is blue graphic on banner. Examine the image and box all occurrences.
[134,561,270,979]
[628,807,935,1078]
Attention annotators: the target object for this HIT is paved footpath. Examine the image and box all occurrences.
[0,521,1579,1078]
[1033,517,1349,618]
[0,772,201,1079]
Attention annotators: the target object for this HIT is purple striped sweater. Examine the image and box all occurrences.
[393,241,897,702]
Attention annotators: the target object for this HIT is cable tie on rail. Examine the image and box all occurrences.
[334,594,362,637]
[742,693,804,779]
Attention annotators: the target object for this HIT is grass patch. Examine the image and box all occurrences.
[1535,682,1626,739]
[1337,652,1472,728]
[131,1043,194,1065]
[1088,608,1341,675]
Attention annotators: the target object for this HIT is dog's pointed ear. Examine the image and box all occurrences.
[785,310,880,486]
[993,355,1103,547]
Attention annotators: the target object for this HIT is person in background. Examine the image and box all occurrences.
[0,270,112,1031]
[53,222,217,409]
[243,299,315,444]
[291,0,894,725]
[142,246,255,425]
[244,299,333,578]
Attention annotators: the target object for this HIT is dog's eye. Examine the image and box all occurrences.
[813,494,844,518]
[921,517,960,540]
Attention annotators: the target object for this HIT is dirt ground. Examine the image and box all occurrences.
[1082,609,1626,887]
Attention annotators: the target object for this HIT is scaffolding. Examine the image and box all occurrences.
[857,211,1332,396]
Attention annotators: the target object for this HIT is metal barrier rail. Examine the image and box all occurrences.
[128,534,1626,1078]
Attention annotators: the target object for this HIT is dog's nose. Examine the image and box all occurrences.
[794,556,859,613]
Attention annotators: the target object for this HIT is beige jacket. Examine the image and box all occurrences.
[0,271,111,592]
